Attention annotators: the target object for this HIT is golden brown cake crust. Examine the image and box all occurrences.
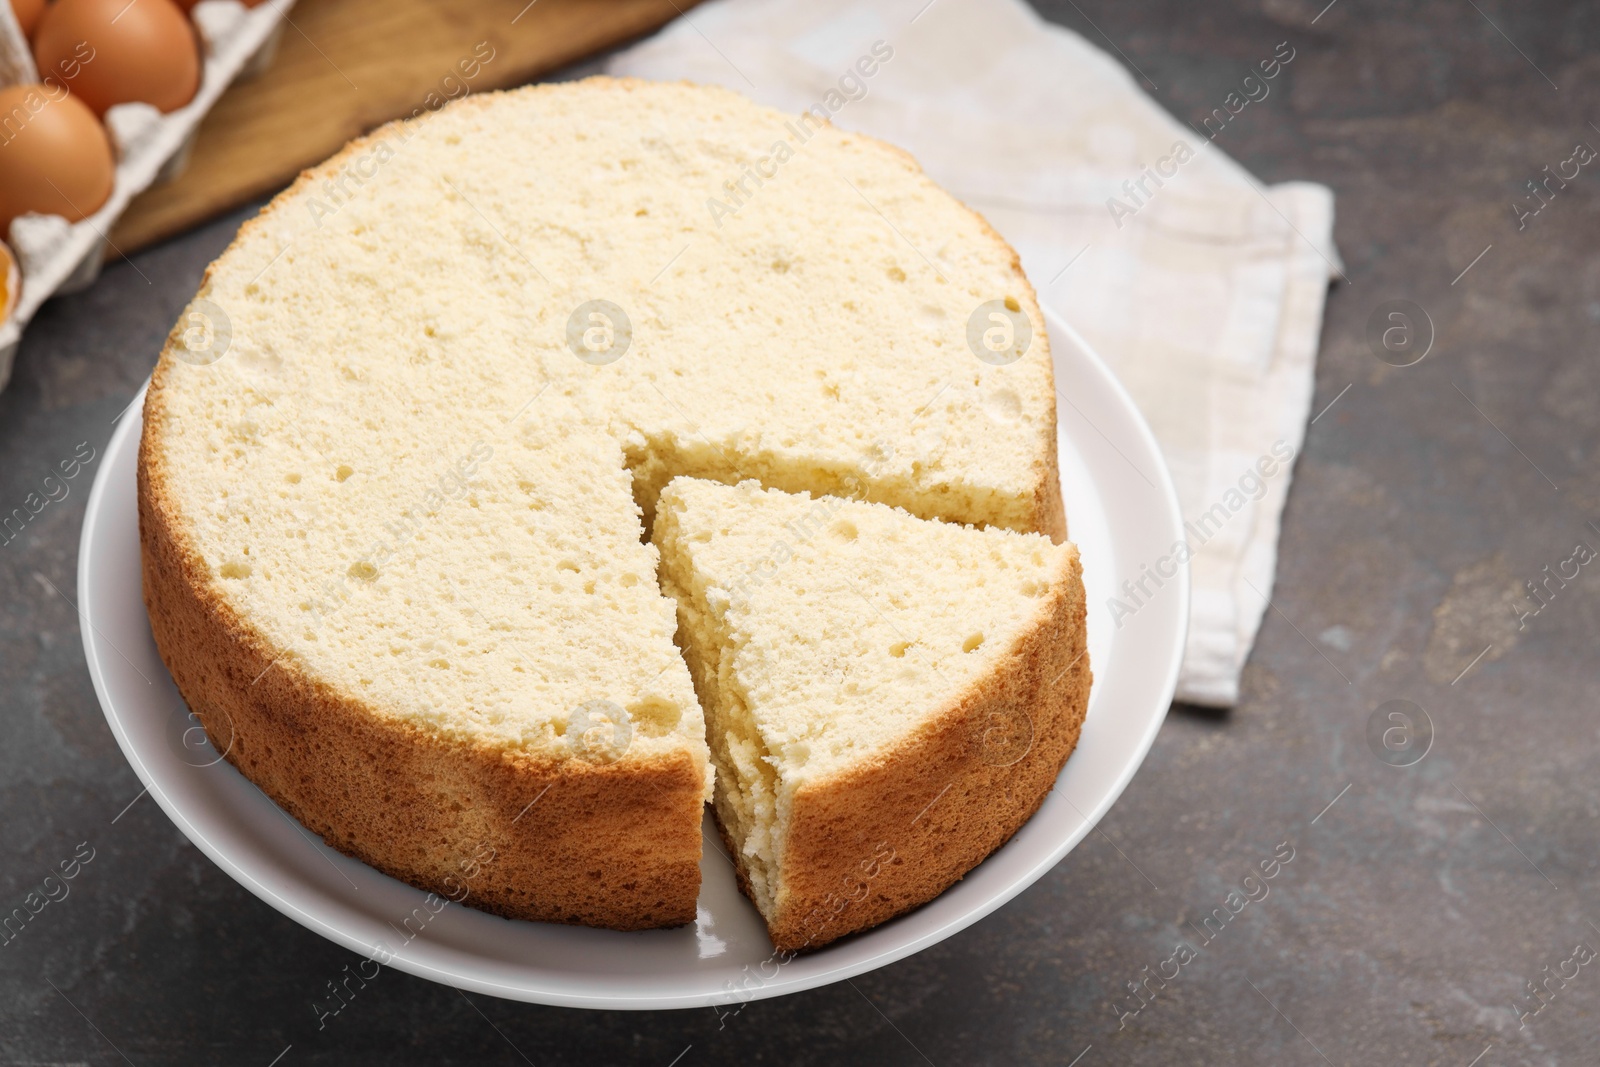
[138,414,706,928]
[761,547,1090,953]
[137,77,1072,939]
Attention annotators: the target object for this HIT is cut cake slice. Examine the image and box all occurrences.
[655,477,1090,951]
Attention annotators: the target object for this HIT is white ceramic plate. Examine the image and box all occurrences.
[78,307,1186,1010]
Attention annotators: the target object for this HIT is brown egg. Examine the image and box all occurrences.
[10,0,44,38]
[34,0,202,116]
[0,85,115,233]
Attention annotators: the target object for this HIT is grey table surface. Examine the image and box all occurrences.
[3,1,1597,1064]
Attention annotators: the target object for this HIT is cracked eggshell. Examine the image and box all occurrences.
[0,238,17,322]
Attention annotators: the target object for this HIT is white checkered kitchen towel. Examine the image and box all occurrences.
[607,0,1339,706]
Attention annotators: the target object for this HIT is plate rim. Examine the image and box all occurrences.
[78,306,1187,1009]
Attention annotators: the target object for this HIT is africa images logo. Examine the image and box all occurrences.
[566,300,631,366]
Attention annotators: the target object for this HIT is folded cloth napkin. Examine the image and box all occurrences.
[607,0,1338,706]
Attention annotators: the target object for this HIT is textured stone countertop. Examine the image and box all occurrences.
[2,2,1596,1064]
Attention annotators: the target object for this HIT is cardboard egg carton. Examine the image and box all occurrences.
[0,0,295,391]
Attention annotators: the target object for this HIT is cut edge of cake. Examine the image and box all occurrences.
[654,477,1091,952]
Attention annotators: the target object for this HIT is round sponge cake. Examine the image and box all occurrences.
[137,77,1073,933]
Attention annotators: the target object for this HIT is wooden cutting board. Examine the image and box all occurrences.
[109,0,698,256]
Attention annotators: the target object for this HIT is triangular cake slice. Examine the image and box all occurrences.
[655,478,1090,951]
